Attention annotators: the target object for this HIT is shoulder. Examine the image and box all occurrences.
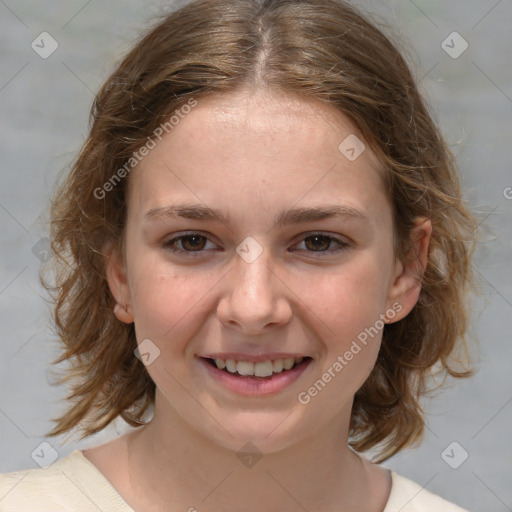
[384,471,469,512]
[0,450,133,512]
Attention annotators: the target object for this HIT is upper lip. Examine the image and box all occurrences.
[200,353,310,363]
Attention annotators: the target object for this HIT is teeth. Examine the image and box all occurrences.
[283,358,295,370]
[272,359,284,373]
[213,357,305,376]
[237,360,255,376]
[254,360,274,377]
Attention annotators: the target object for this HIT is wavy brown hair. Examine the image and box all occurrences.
[44,0,476,462]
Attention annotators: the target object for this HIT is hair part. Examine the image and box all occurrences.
[43,0,476,462]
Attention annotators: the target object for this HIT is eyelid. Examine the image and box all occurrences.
[162,230,351,257]
[162,231,218,254]
[291,232,351,255]
[292,230,351,245]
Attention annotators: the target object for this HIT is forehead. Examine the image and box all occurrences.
[181,88,375,148]
[198,88,345,129]
[126,87,388,227]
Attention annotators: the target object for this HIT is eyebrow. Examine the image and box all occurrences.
[144,203,369,226]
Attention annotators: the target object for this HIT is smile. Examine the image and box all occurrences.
[210,357,304,377]
[199,356,313,396]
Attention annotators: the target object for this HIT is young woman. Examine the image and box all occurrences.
[0,0,476,510]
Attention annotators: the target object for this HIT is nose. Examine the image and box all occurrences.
[217,247,293,334]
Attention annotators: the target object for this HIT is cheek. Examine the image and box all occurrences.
[294,264,389,411]
[303,257,391,335]
[128,260,214,350]
[297,254,393,393]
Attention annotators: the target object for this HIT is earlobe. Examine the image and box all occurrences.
[105,242,134,324]
[386,218,432,323]
[113,303,134,323]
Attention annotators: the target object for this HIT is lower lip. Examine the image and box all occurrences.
[199,358,312,396]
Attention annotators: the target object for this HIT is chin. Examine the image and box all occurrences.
[198,410,307,455]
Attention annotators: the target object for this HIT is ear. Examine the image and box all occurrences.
[385,218,432,323]
[104,241,134,324]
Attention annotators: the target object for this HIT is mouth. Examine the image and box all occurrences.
[198,355,313,396]
[203,356,309,378]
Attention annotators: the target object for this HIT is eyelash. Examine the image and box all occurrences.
[162,232,350,257]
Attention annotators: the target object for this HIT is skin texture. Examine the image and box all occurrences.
[83,87,431,511]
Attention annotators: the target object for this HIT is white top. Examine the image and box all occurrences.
[0,450,468,511]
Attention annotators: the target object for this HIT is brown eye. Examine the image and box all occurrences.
[293,233,350,256]
[163,233,213,253]
[179,234,207,251]
[303,234,333,251]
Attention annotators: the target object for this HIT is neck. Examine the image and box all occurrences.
[124,390,382,511]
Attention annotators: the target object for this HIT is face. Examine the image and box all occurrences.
[107,88,430,453]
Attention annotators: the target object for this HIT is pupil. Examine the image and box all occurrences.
[183,235,205,251]
[305,235,330,251]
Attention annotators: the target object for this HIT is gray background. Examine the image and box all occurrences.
[0,1,511,510]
